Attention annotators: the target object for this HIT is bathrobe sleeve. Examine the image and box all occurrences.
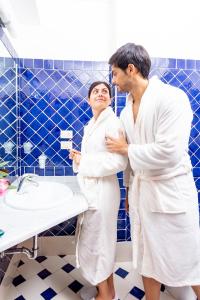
[128,88,193,170]
[72,160,79,173]
[78,124,128,177]
[78,151,127,177]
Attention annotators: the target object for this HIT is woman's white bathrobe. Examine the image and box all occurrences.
[121,76,200,286]
[74,107,127,285]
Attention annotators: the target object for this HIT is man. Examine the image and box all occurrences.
[106,43,200,300]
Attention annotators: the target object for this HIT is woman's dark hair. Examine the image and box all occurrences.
[108,43,151,79]
[88,81,112,98]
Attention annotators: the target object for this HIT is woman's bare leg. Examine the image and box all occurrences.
[107,273,115,299]
[96,279,112,300]
[142,276,161,300]
[192,285,200,299]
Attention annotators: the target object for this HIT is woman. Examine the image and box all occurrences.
[70,81,127,300]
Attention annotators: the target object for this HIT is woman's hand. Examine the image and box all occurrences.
[74,153,81,165]
[69,149,81,159]
[69,149,81,166]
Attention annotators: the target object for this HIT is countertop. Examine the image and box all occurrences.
[0,176,88,253]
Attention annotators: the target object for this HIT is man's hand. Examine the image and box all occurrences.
[125,187,129,213]
[105,130,128,155]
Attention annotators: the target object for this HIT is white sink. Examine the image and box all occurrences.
[4,181,73,210]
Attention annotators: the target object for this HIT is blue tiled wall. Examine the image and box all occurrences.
[0,56,17,176]
[1,56,200,242]
[18,59,110,176]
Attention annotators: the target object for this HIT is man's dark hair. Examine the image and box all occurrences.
[109,43,151,79]
[88,81,112,98]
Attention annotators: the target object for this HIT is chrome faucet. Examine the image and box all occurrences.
[17,173,39,193]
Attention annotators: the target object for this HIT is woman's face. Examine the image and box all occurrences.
[88,83,111,113]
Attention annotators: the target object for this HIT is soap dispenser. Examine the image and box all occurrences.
[38,153,47,169]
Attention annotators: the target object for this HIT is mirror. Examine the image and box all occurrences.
[0,39,17,176]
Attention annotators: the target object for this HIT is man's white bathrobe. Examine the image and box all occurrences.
[74,106,127,285]
[121,76,200,286]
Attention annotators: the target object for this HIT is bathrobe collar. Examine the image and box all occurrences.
[126,76,159,107]
[84,106,115,140]
[125,76,160,129]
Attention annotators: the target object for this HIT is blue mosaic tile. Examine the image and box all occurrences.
[193,168,200,177]
[64,60,74,70]
[55,167,65,176]
[167,58,176,68]
[120,188,126,198]
[24,58,34,68]
[117,229,126,241]
[34,59,43,69]
[118,209,126,220]
[24,166,34,173]
[196,60,200,69]
[119,199,126,210]
[73,60,84,70]
[44,60,53,69]
[65,166,74,175]
[117,219,126,230]
[61,222,76,235]
[177,59,186,69]
[22,69,34,81]
[35,167,45,176]
[194,177,200,190]
[54,60,63,69]
[44,167,55,176]
[186,60,196,69]
[0,57,4,66]
[83,61,93,70]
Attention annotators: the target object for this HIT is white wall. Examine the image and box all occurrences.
[4,0,200,60]
[7,0,115,60]
[114,0,200,60]
[0,40,11,57]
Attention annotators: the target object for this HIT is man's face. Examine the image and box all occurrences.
[111,65,132,93]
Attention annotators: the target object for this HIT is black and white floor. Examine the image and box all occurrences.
[1,254,194,300]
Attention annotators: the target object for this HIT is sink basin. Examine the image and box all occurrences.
[4,181,73,210]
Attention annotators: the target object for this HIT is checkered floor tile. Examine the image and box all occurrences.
[1,255,196,299]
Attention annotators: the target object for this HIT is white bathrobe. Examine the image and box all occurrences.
[121,76,200,286]
[74,106,127,285]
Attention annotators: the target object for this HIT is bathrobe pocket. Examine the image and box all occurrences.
[77,174,101,210]
[144,176,189,214]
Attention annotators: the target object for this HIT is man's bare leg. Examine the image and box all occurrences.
[192,285,200,299]
[142,276,161,300]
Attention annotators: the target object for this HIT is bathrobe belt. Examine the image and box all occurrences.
[130,165,191,269]
[75,212,85,268]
